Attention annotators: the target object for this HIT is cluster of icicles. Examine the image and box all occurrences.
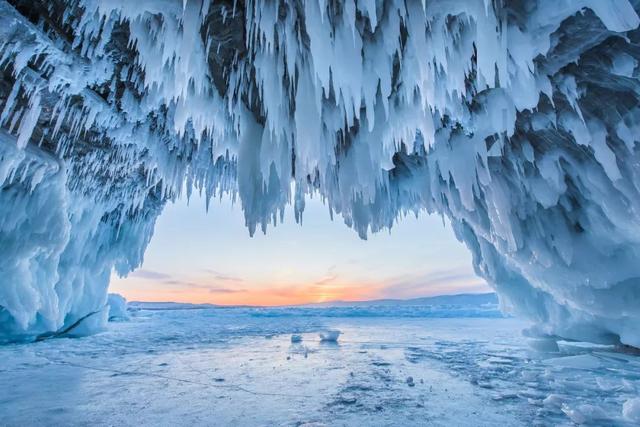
[1,0,640,346]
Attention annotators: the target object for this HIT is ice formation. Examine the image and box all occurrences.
[107,293,129,321]
[0,0,639,345]
[319,330,341,342]
[623,397,640,423]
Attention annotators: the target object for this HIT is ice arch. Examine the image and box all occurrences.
[1,0,640,345]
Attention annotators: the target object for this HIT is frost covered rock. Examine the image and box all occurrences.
[107,293,129,321]
[0,0,640,345]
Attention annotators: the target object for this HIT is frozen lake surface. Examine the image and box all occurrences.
[1,308,640,426]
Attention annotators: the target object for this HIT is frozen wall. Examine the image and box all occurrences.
[1,0,639,345]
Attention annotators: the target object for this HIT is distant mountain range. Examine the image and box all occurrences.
[128,292,498,310]
[297,292,498,308]
[128,301,222,310]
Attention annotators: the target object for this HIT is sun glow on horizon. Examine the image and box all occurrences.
[109,192,490,306]
[113,282,381,306]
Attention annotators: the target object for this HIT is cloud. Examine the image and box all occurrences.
[206,287,244,294]
[128,269,245,294]
[314,274,338,285]
[129,269,173,281]
[162,278,244,293]
[202,269,244,283]
[312,265,340,285]
[377,267,489,298]
[215,274,244,283]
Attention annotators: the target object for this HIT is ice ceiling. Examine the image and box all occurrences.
[1,0,640,345]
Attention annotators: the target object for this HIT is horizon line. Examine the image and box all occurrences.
[124,290,497,308]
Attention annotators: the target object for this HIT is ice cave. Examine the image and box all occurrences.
[1,0,640,350]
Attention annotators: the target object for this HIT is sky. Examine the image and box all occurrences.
[110,193,490,305]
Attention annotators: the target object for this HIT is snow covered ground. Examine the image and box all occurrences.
[1,307,639,426]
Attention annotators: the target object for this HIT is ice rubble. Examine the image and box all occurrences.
[0,0,639,344]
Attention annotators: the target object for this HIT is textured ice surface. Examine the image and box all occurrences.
[1,308,640,426]
[1,0,640,344]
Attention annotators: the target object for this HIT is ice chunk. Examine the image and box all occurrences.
[107,294,129,321]
[543,394,565,409]
[623,398,640,422]
[561,404,608,425]
[319,330,341,343]
[544,355,603,370]
[527,338,560,353]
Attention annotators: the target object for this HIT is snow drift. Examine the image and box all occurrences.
[1,0,639,345]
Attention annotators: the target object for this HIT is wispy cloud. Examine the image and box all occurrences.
[206,287,245,294]
[128,269,244,294]
[202,269,244,283]
[313,265,339,285]
[314,274,338,285]
[129,269,172,281]
[162,278,244,293]
[377,267,489,299]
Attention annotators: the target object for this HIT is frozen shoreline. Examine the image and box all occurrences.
[1,309,639,426]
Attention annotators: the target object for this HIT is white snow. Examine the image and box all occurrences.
[0,0,639,347]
